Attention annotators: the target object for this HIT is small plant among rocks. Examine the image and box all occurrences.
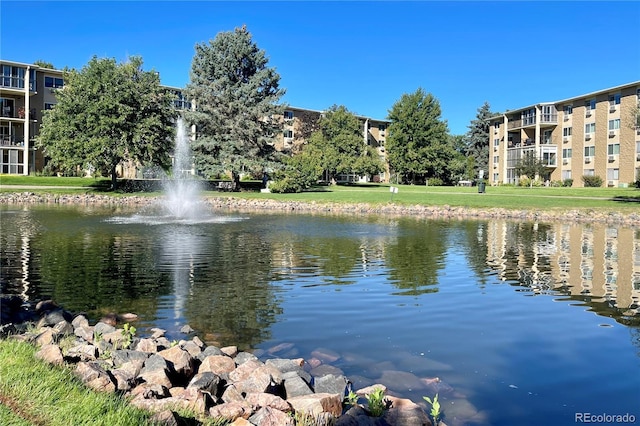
[365,387,390,417]
[120,323,136,349]
[345,390,359,407]
[423,393,442,425]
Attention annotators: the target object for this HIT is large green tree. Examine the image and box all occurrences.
[184,25,285,186]
[386,88,452,184]
[464,101,495,179]
[37,56,175,189]
[302,105,383,184]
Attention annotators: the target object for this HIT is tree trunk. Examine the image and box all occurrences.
[111,164,118,191]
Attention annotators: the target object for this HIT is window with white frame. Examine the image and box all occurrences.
[563,105,573,115]
[44,103,55,110]
[608,144,620,155]
[636,141,640,153]
[562,148,572,158]
[607,168,619,180]
[563,127,572,136]
[562,170,572,180]
[494,138,499,147]
[493,155,499,164]
[608,119,620,130]
[283,110,294,120]
[584,169,595,176]
[542,130,552,144]
[585,123,596,134]
[585,99,596,115]
[584,146,595,157]
[283,129,293,138]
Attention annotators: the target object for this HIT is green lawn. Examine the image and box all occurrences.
[1,175,639,213]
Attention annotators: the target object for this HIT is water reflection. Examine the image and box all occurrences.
[485,221,640,324]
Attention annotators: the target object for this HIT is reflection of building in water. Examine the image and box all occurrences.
[485,221,640,320]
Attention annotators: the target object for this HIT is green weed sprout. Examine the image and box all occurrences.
[121,323,136,349]
[423,393,441,425]
[345,390,359,407]
[366,388,389,417]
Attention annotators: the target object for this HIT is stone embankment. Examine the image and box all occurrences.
[1,191,640,226]
[0,297,434,426]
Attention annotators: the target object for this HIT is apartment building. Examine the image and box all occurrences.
[1,60,64,174]
[489,81,640,187]
[279,106,390,183]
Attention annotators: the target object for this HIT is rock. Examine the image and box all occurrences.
[314,374,349,396]
[187,372,221,395]
[52,320,74,336]
[181,340,202,357]
[197,345,224,360]
[199,354,236,377]
[180,324,194,334]
[310,363,344,377]
[379,370,425,392]
[150,410,180,426]
[37,309,70,327]
[94,321,116,336]
[142,383,171,399]
[382,395,432,426]
[35,343,64,365]
[235,351,259,365]
[310,347,341,363]
[118,312,138,322]
[209,401,253,422]
[110,368,137,392]
[135,338,158,353]
[249,406,295,426]
[158,345,195,380]
[74,325,94,343]
[221,345,238,357]
[222,384,246,403]
[99,313,118,326]
[139,354,172,388]
[266,342,294,354]
[150,328,166,338]
[235,364,281,395]
[245,392,292,413]
[34,328,55,346]
[66,344,98,361]
[283,374,314,398]
[75,361,116,392]
[288,392,343,417]
[112,349,149,367]
[71,314,89,329]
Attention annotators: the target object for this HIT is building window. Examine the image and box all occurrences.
[584,146,595,157]
[172,91,191,110]
[636,141,640,154]
[562,148,572,158]
[563,127,572,136]
[522,108,536,126]
[607,168,619,180]
[379,124,386,131]
[585,99,596,116]
[283,110,294,120]
[0,148,24,174]
[563,105,573,115]
[44,103,55,110]
[493,155,499,164]
[44,76,64,88]
[283,129,293,138]
[0,97,14,117]
[585,123,596,134]
[584,168,595,176]
[608,94,621,105]
[494,138,499,147]
[608,119,620,130]
[562,170,572,180]
[543,130,552,144]
[1,65,26,89]
[607,144,620,155]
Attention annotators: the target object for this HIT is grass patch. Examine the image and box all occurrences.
[0,339,153,426]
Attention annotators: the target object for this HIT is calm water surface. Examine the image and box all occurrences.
[1,204,639,426]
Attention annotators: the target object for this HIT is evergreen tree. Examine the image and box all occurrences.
[184,25,285,186]
[464,101,495,179]
[386,88,452,184]
[37,56,175,189]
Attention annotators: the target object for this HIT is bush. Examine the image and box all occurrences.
[518,176,531,187]
[562,178,573,187]
[269,177,303,193]
[582,175,603,187]
[426,177,443,186]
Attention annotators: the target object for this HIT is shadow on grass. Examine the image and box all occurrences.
[611,196,640,203]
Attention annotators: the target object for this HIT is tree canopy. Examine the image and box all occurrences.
[305,105,383,184]
[184,25,285,185]
[386,88,453,184]
[37,56,176,189]
[464,101,496,179]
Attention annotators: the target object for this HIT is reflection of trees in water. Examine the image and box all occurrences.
[184,229,282,351]
[34,228,169,320]
[385,220,449,296]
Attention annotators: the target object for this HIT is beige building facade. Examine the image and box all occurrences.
[1,60,64,175]
[489,81,640,187]
[279,106,390,183]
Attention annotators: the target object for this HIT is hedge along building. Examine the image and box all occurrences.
[488,81,640,187]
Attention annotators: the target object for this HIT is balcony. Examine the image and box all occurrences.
[0,135,25,147]
[506,114,558,129]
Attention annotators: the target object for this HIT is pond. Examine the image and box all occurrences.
[1,204,639,426]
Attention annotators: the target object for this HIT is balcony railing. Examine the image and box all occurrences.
[0,136,25,147]
[507,114,558,129]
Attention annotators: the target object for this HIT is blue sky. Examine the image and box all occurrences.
[2,1,639,135]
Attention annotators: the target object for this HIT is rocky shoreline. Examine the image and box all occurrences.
[0,298,437,426]
[1,190,640,226]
